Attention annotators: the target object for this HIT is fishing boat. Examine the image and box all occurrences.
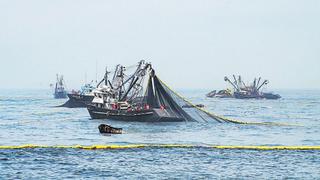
[87,61,228,123]
[60,67,113,108]
[61,83,95,107]
[226,75,281,99]
[53,74,67,99]
[207,75,281,100]
[98,124,122,134]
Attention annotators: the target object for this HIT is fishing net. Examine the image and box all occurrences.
[94,61,285,125]
[143,73,235,123]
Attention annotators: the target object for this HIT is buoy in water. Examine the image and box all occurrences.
[98,124,122,134]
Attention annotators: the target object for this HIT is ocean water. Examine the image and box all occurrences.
[0,89,320,179]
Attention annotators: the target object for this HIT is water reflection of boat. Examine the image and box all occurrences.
[53,74,67,99]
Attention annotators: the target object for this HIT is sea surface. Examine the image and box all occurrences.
[0,89,320,179]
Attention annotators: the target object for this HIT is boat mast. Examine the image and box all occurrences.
[112,65,120,83]
[118,66,125,99]
[233,75,239,90]
[104,66,109,86]
[257,80,269,91]
[224,76,239,92]
[120,61,149,101]
[255,77,261,93]
[55,74,58,92]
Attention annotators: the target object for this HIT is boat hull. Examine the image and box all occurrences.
[87,105,186,122]
[54,91,67,99]
[234,92,281,100]
[60,94,94,108]
[262,93,281,100]
[234,92,261,99]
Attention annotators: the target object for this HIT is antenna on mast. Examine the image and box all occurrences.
[95,60,98,83]
[104,66,110,86]
[85,72,87,84]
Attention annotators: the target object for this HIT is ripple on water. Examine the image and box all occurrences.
[0,89,320,178]
[1,148,320,179]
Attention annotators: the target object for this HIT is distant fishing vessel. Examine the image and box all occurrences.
[53,74,67,99]
[61,83,95,107]
[207,75,281,99]
[60,68,110,108]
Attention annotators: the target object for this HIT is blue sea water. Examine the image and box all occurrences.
[0,89,320,179]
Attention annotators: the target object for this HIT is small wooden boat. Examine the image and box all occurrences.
[98,124,122,134]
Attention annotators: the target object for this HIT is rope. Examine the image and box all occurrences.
[0,144,319,150]
[157,77,295,126]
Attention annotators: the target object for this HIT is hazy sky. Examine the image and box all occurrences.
[0,0,319,90]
